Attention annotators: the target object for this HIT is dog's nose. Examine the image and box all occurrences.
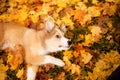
[68,41,72,45]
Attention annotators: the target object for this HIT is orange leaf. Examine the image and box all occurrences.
[71,9,86,24]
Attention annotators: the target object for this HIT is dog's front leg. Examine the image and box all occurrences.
[27,65,38,80]
[26,55,64,80]
[26,55,65,67]
[43,55,65,67]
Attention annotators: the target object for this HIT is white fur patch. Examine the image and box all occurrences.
[61,37,68,46]
[1,40,14,50]
[27,67,36,80]
[56,28,69,47]
[44,55,65,67]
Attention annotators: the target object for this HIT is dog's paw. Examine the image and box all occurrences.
[45,55,65,67]
[56,59,65,67]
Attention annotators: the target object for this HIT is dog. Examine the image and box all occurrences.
[0,19,71,80]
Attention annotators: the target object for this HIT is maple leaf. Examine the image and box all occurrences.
[36,3,51,15]
[63,50,73,66]
[17,6,28,22]
[109,5,117,16]
[71,9,86,25]
[16,68,24,79]
[0,59,8,80]
[63,50,73,60]
[70,0,80,5]
[59,6,73,18]
[88,6,101,17]
[56,1,67,13]
[83,34,93,46]
[54,72,65,80]
[92,0,98,4]
[66,64,81,75]
[75,2,87,11]
[61,14,74,30]
[80,50,93,64]
[91,26,102,36]
[73,51,80,58]
[36,72,50,80]
[90,26,102,42]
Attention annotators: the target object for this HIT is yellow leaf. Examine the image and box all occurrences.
[61,14,74,30]
[38,3,51,15]
[29,14,39,23]
[10,61,19,70]
[67,64,81,75]
[80,50,92,64]
[109,5,117,16]
[71,9,86,25]
[7,53,13,64]
[0,64,8,73]
[63,50,73,59]
[90,26,102,42]
[75,2,87,11]
[83,34,92,46]
[63,50,73,65]
[63,56,72,66]
[70,0,80,5]
[7,53,19,70]
[0,14,12,22]
[57,1,67,8]
[57,1,67,13]
[91,26,102,36]
[18,6,28,22]
[0,62,8,80]
[92,0,98,4]
[16,68,24,78]
[71,64,81,75]
[88,6,101,17]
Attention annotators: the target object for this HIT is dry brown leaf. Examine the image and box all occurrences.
[54,72,65,80]
[36,72,50,80]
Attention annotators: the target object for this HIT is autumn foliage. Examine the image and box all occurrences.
[0,0,120,80]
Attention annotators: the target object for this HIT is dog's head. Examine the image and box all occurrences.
[43,19,71,52]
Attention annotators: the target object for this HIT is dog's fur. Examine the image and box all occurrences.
[0,19,70,80]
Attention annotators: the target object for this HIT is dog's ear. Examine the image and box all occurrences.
[45,19,54,32]
[60,23,67,33]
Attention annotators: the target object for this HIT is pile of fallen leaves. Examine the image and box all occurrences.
[0,0,120,80]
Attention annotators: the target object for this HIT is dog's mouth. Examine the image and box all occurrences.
[59,45,71,49]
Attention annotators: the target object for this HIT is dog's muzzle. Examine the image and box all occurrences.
[68,41,72,46]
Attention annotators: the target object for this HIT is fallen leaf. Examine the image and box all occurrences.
[16,68,24,78]
[54,72,65,80]
[61,14,74,30]
[0,60,8,80]
[71,9,86,25]
[88,6,101,17]
[89,26,102,42]
[36,72,50,80]
[80,50,93,64]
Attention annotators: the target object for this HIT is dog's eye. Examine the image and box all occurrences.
[56,35,61,38]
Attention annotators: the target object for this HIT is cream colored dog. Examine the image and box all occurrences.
[0,19,70,80]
